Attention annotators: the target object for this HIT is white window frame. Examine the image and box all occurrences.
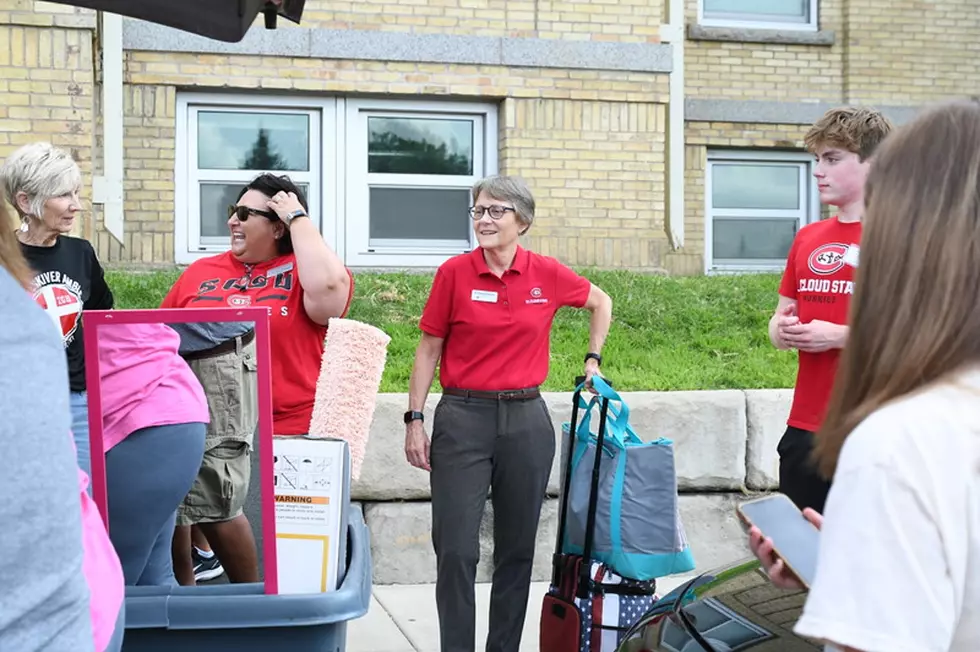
[174,93,337,265]
[704,150,820,274]
[343,98,498,268]
[697,0,818,31]
[175,94,497,269]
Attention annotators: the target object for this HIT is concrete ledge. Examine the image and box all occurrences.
[686,99,926,126]
[688,24,835,47]
[365,494,752,585]
[353,389,786,501]
[122,19,673,73]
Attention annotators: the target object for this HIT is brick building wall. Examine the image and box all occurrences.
[1,0,979,274]
[299,0,664,42]
[0,2,96,237]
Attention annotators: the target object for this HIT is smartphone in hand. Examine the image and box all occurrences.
[737,493,820,588]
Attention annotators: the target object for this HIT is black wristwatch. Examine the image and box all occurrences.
[584,352,602,365]
[404,410,425,424]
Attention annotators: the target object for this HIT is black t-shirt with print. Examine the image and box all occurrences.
[20,236,114,392]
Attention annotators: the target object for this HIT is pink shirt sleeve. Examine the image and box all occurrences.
[72,439,124,652]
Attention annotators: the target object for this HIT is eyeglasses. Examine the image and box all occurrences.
[228,204,278,222]
[469,205,516,221]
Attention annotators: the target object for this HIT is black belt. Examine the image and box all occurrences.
[182,329,255,362]
[443,387,541,401]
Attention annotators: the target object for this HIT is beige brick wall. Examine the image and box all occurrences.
[845,0,980,105]
[6,1,976,273]
[111,51,670,266]
[0,3,95,238]
[299,0,664,42]
[94,85,177,266]
[685,0,980,106]
[502,98,668,270]
[684,0,845,102]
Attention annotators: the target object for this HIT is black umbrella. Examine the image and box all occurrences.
[43,0,306,43]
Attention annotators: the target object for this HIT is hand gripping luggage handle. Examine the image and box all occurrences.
[552,375,614,597]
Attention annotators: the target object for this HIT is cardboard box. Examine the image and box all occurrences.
[272,436,351,595]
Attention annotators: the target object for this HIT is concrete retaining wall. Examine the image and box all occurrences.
[354,389,794,584]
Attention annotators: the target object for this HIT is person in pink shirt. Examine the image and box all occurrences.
[75,447,126,651]
[96,322,208,586]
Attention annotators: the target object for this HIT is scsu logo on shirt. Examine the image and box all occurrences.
[807,243,849,275]
[526,287,548,305]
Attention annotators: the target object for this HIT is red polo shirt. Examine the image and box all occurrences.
[419,246,592,391]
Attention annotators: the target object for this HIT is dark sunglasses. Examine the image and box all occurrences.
[228,204,279,222]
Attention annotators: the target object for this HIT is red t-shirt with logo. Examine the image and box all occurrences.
[161,251,354,435]
[420,246,592,391]
[778,217,861,432]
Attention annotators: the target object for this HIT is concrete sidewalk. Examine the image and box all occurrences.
[347,575,696,652]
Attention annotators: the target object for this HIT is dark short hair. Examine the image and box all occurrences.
[236,173,309,255]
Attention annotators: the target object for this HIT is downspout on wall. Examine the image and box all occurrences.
[92,11,124,245]
[661,0,685,250]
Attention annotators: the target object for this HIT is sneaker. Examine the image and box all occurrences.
[192,549,225,582]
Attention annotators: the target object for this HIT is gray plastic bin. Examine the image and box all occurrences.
[121,504,372,652]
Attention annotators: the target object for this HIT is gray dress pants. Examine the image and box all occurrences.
[430,392,556,652]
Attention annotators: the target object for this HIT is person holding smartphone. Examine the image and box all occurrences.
[751,100,980,652]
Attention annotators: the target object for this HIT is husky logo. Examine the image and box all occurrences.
[807,243,848,275]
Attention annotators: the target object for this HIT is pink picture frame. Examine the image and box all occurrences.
[82,306,279,595]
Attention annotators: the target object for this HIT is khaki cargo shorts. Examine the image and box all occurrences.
[177,334,258,526]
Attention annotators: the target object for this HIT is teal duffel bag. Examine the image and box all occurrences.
[560,376,696,581]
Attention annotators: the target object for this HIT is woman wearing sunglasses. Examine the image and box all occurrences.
[161,174,354,583]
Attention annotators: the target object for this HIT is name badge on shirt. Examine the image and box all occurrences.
[266,261,294,277]
[471,290,498,303]
[842,244,860,268]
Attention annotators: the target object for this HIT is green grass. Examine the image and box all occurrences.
[104,268,797,393]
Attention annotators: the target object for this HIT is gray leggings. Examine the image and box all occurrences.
[106,422,205,586]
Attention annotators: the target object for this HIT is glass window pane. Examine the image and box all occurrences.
[712,163,801,210]
[369,187,471,242]
[368,117,474,175]
[198,112,310,171]
[200,182,310,239]
[703,0,808,20]
[713,217,797,261]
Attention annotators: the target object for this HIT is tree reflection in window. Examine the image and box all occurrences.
[368,117,473,175]
[243,128,289,171]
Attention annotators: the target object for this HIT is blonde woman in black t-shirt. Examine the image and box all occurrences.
[0,142,114,477]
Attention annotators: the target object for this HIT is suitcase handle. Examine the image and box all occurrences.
[552,376,613,598]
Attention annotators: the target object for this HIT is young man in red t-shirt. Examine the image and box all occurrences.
[769,107,893,512]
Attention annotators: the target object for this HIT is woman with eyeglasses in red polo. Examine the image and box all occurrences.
[160,173,354,584]
[405,174,613,652]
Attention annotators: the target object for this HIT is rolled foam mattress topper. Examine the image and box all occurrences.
[307,318,392,481]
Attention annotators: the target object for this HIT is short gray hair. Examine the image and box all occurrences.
[471,175,536,232]
[0,142,82,221]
